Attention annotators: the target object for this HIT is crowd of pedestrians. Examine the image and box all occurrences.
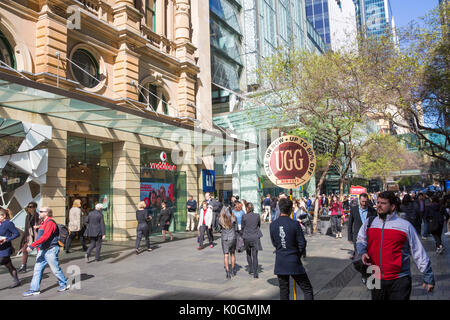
[0,186,448,300]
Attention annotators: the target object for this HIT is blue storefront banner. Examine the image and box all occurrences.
[446,180,450,192]
[202,169,215,193]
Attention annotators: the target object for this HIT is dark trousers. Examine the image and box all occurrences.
[65,231,87,251]
[277,273,314,300]
[330,215,342,234]
[371,276,412,300]
[86,236,103,261]
[245,241,259,275]
[431,224,444,249]
[199,225,213,246]
[136,226,150,249]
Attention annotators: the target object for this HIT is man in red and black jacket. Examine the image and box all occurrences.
[23,207,69,297]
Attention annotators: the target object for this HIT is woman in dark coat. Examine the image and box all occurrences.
[84,203,106,262]
[399,194,421,235]
[425,196,446,254]
[18,202,40,273]
[136,201,152,253]
[241,202,263,278]
[157,201,173,241]
[0,207,20,288]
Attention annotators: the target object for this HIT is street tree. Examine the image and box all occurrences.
[254,47,375,233]
[356,133,410,189]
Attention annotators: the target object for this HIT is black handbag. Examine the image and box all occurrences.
[352,215,376,276]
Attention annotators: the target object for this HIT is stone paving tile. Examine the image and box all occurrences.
[333,235,450,300]
[0,223,356,300]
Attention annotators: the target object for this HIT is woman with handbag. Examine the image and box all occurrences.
[17,202,40,273]
[0,207,20,288]
[157,201,173,242]
[329,195,344,239]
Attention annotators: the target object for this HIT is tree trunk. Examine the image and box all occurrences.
[312,137,341,233]
[339,177,345,200]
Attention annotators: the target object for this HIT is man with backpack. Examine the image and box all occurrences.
[23,206,70,296]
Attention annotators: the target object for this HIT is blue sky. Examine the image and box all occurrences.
[389,0,439,28]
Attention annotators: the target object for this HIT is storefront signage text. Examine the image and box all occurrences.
[264,135,316,189]
[142,162,177,172]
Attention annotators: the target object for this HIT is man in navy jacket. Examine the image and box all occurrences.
[270,198,313,300]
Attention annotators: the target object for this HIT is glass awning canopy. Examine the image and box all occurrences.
[0,70,256,155]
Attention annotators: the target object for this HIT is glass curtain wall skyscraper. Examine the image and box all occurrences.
[210,0,244,114]
[305,0,331,45]
[353,0,394,37]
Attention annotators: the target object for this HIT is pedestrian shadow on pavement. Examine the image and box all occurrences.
[0,274,50,291]
[244,264,264,275]
[39,273,95,294]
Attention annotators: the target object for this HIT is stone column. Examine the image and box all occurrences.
[113,43,139,100]
[36,4,67,81]
[174,0,190,42]
[42,129,67,224]
[112,141,141,241]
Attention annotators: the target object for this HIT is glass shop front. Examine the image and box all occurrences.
[140,147,187,235]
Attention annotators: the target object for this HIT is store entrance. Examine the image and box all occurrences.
[66,136,113,240]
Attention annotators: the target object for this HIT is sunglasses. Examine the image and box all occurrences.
[39,210,48,213]
[28,206,36,208]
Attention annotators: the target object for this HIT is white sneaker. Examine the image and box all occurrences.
[444,232,450,236]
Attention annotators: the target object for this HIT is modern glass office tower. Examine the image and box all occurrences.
[306,0,357,51]
[353,0,395,38]
[211,0,326,210]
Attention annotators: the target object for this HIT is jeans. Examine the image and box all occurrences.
[330,215,342,234]
[277,274,314,300]
[30,246,67,292]
[371,276,412,300]
[65,231,87,251]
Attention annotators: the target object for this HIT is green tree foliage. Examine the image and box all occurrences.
[356,133,407,188]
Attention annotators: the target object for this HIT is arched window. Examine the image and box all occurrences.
[0,31,15,69]
[71,49,100,88]
[138,82,170,115]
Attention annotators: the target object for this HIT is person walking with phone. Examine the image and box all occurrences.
[17,201,40,273]
[357,191,435,300]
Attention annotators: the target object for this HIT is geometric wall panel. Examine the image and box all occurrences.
[0,117,52,233]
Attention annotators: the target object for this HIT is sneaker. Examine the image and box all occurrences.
[209,244,214,248]
[361,277,367,285]
[197,246,202,250]
[57,284,70,292]
[135,249,140,255]
[421,236,427,240]
[444,232,450,236]
[23,290,40,297]
[84,253,89,263]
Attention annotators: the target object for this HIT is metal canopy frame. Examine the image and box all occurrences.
[0,70,257,155]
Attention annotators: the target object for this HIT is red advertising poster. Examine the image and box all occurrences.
[350,185,367,195]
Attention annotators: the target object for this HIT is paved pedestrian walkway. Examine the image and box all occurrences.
[333,235,450,300]
[0,221,401,300]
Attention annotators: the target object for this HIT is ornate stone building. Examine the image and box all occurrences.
[0,0,250,240]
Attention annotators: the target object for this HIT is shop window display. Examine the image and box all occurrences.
[140,148,187,234]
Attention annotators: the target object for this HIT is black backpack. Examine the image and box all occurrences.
[352,215,377,277]
[48,219,71,247]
